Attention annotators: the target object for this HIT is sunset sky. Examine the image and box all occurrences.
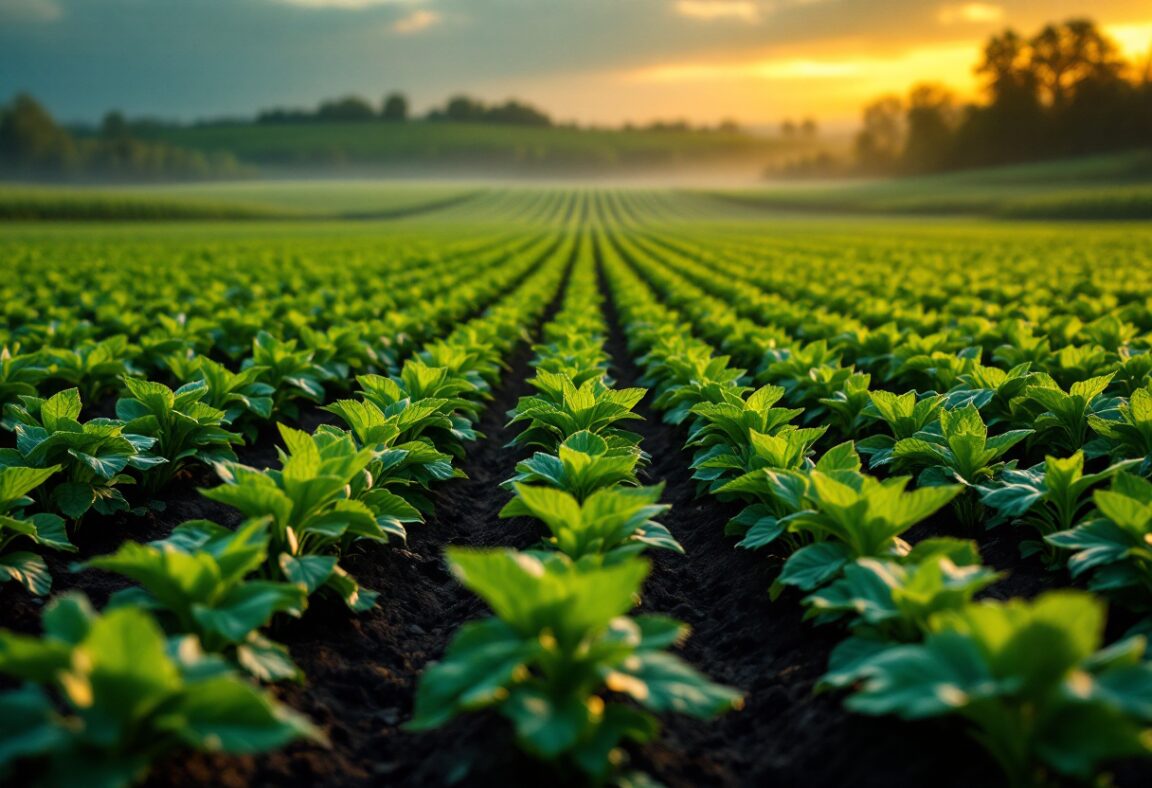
[2,0,1151,130]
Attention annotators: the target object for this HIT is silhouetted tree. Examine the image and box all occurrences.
[0,93,79,173]
[316,95,376,122]
[100,111,130,141]
[484,100,551,127]
[381,92,409,122]
[0,93,241,180]
[854,96,904,173]
[953,28,1047,165]
[853,16,1152,174]
[427,94,552,126]
[256,107,314,124]
[1030,19,1124,109]
[442,95,486,122]
[902,84,959,173]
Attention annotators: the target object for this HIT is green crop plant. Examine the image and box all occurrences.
[409,549,741,782]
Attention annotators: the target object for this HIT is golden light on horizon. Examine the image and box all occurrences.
[937,3,1006,25]
[1109,21,1152,60]
[622,42,980,111]
[614,17,1152,123]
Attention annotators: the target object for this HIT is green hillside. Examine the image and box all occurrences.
[132,121,794,173]
[0,181,484,220]
[705,150,1152,220]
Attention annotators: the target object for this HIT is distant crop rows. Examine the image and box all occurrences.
[1,191,1152,786]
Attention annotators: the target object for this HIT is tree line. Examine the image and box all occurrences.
[253,93,741,133]
[256,92,553,127]
[855,18,1152,174]
[0,95,244,180]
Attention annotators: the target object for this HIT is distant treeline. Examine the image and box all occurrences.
[257,92,553,128]
[0,86,766,180]
[248,92,740,134]
[853,18,1152,175]
[0,95,244,181]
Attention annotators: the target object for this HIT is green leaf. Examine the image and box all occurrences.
[409,617,537,729]
[778,542,852,592]
[608,651,742,717]
[734,514,785,550]
[845,631,997,718]
[192,582,306,644]
[820,636,894,689]
[0,687,68,771]
[40,388,82,431]
[0,465,61,510]
[324,565,378,612]
[512,484,582,534]
[167,674,321,752]
[0,551,51,596]
[279,554,337,594]
[27,513,75,552]
[54,482,96,519]
[447,549,648,638]
[235,635,302,683]
[503,687,592,758]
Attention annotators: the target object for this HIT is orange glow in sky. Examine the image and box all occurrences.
[600,19,1152,129]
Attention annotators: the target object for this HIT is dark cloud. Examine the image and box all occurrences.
[1,0,1148,122]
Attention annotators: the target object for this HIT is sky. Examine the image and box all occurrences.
[2,0,1151,130]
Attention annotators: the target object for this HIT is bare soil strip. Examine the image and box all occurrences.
[597,259,999,788]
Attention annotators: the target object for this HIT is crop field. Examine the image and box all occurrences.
[0,181,487,221]
[708,150,1152,221]
[3,189,1152,788]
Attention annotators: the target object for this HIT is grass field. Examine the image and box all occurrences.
[707,149,1152,219]
[2,188,1152,788]
[0,180,488,220]
[7,149,1151,223]
[129,121,797,174]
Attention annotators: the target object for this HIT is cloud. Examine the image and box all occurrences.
[273,0,421,9]
[676,0,760,23]
[392,8,440,33]
[1108,21,1152,58]
[0,0,62,22]
[631,58,860,82]
[937,3,1003,25]
[623,40,980,102]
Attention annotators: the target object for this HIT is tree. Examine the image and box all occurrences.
[381,92,409,122]
[315,95,376,122]
[1030,19,1125,109]
[483,99,551,127]
[978,29,1038,103]
[443,95,485,122]
[852,15,1152,175]
[100,111,130,141]
[0,93,79,173]
[902,84,959,173]
[430,95,552,126]
[780,119,797,138]
[853,95,904,173]
[800,117,818,138]
[958,28,1048,165]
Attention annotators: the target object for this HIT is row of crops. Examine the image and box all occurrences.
[2,190,1152,786]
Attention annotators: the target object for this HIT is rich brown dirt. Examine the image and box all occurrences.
[5,272,1152,788]
[137,328,561,788]
[598,284,1003,788]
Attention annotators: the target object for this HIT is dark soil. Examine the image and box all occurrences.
[598,281,1002,788]
[5,270,1152,788]
[138,327,561,788]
